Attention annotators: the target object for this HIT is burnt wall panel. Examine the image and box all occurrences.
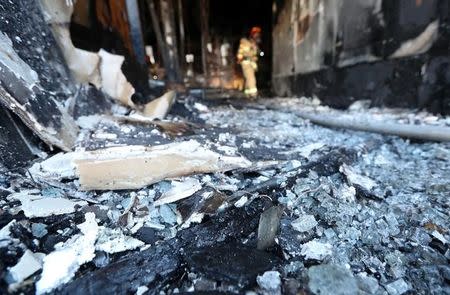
[0,108,38,170]
[273,0,296,78]
[273,55,450,114]
[272,0,450,113]
[0,0,79,151]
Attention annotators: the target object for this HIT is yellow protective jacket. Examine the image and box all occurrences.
[237,38,258,70]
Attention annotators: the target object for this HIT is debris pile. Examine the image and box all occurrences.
[1,94,449,294]
[1,1,449,294]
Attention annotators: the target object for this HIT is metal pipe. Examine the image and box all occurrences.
[295,111,450,142]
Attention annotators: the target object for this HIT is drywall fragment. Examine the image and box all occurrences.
[142,90,176,119]
[96,227,144,254]
[154,178,202,206]
[39,0,101,87]
[0,220,16,242]
[0,33,78,151]
[29,151,79,181]
[36,213,98,295]
[391,20,439,59]
[7,250,42,284]
[10,192,87,218]
[98,49,135,108]
[30,140,252,190]
[75,140,252,190]
[39,0,73,23]
[0,33,38,88]
[51,26,101,87]
[20,198,87,218]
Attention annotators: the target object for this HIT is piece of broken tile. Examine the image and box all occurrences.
[308,264,358,295]
[31,223,48,238]
[142,90,176,119]
[385,279,410,295]
[7,250,42,284]
[291,215,318,233]
[300,240,333,260]
[95,227,144,254]
[340,164,377,191]
[11,192,87,218]
[154,178,202,206]
[36,213,98,295]
[159,204,179,224]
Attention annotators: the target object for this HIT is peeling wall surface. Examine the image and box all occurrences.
[0,0,80,151]
[272,0,450,114]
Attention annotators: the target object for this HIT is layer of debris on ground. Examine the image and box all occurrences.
[1,95,449,295]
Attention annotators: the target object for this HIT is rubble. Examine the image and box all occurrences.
[256,271,281,295]
[36,213,98,295]
[1,81,450,295]
[385,279,410,295]
[6,250,42,285]
[154,178,202,206]
[307,264,358,295]
[257,206,283,250]
[10,192,87,218]
[300,240,333,261]
[291,214,318,233]
[141,90,176,119]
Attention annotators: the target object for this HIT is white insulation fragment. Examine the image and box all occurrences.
[36,213,98,295]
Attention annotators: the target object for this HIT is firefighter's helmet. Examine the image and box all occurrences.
[250,26,262,37]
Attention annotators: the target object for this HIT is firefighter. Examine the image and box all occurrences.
[237,27,261,98]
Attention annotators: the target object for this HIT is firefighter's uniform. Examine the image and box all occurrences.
[237,38,259,97]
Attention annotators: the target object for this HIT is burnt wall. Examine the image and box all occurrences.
[272,0,450,114]
[0,0,80,166]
